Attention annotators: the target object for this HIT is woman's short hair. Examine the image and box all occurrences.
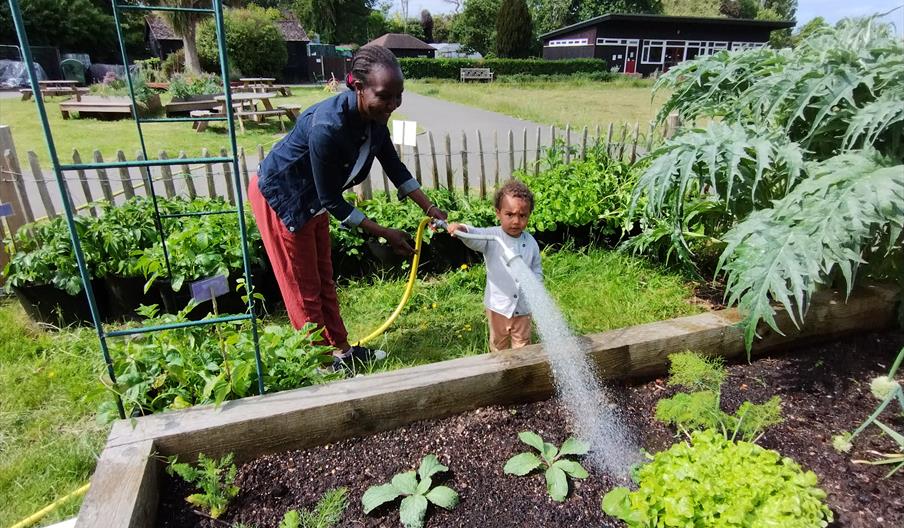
[494,179,534,212]
[346,45,401,89]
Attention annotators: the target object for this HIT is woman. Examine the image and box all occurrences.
[249,45,448,370]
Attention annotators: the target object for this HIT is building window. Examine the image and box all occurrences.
[641,40,665,64]
[731,41,765,51]
[597,38,640,46]
[547,38,589,47]
[699,41,729,55]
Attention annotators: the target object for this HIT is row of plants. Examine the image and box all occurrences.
[164,351,834,527]
[398,58,612,79]
[625,16,904,350]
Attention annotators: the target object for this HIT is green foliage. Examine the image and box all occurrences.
[503,431,589,502]
[294,0,374,44]
[3,216,97,295]
[716,153,904,350]
[166,452,239,519]
[98,305,337,422]
[517,144,640,236]
[362,454,459,528]
[602,429,833,527]
[167,72,223,99]
[528,0,662,37]
[834,346,904,478]
[197,6,288,78]
[89,71,159,111]
[495,0,533,58]
[631,16,904,349]
[279,487,349,528]
[399,57,609,79]
[655,351,783,442]
[452,0,501,55]
[161,49,186,79]
[0,0,115,60]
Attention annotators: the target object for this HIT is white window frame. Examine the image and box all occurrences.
[731,41,765,51]
[641,40,665,64]
[596,38,640,46]
[546,38,589,47]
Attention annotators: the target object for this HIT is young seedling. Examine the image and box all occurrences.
[503,431,589,502]
[362,454,459,528]
[165,452,239,519]
[279,487,348,528]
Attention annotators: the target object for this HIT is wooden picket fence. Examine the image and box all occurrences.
[0,115,680,277]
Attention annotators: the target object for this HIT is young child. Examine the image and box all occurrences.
[448,180,543,352]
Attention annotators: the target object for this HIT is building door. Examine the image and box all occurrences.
[624,43,638,73]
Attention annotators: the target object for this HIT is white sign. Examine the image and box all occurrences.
[392,120,417,147]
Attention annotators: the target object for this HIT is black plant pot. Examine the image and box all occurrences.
[13,279,109,327]
[104,275,165,321]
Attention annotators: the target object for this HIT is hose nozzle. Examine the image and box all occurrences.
[431,218,449,231]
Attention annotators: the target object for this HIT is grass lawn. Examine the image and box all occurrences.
[406,78,669,130]
[0,247,701,525]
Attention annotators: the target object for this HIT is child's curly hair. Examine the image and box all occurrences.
[494,179,534,212]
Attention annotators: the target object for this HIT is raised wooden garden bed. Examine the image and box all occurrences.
[75,284,900,527]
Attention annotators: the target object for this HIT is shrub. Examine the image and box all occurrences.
[166,452,239,519]
[161,49,184,79]
[197,5,287,79]
[399,58,608,79]
[166,72,222,99]
[88,70,158,110]
[602,429,833,527]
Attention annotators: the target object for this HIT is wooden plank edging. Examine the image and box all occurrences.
[76,284,899,528]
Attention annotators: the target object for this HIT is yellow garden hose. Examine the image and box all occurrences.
[10,483,89,528]
[354,216,432,346]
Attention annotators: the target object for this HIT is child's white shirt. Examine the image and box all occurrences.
[458,225,543,318]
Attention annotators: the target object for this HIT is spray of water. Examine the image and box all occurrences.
[507,257,639,476]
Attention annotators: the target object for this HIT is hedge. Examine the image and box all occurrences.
[399,58,611,79]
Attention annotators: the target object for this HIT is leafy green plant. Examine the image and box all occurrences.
[279,487,348,528]
[655,351,782,443]
[630,16,904,351]
[833,346,904,477]
[97,305,337,422]
[167,72,223,99]
[361,454,459,528]
[89,70,158,111]
[602,429,833,527]
[503,431,589,502]
[166,452,239,519]
[197,5,287,78]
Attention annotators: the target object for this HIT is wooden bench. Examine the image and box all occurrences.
[164,97,220,116]
[236,108,288,132]
[190,110,214,132]
[60,97,133,119]
[460,68,494,82]
[279,104,301,120]
[273,84,293,97]
[20,87,89,101]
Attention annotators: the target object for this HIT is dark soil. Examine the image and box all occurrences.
[157,331,904,528]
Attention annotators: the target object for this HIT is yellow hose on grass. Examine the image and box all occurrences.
[10,483,89,528]
[354,216,432,346]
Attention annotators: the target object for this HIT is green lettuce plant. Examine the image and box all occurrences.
[503,431,589,502]
[602,429,833,527]
[166,452,239,519]
[655,351,782,443]
[361,454,459,528]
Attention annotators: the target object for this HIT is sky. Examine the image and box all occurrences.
[399,0,904,32]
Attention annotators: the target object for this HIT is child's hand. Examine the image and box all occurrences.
[448,223,468,237]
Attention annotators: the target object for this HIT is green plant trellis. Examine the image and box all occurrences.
[6,0,263,419]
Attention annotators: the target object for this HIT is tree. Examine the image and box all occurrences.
[453,0,501,55]
[0,0,116,58]
[432,14,455,42]
[293,0,375,43]
[159,0,211,74]
[496,0,532,57]
[660,0,720,16]
[197,5,287,77]
[528,0,661,38]
[420,9,434,42]
[719,0,757,18]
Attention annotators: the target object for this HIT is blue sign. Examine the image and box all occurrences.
[0,202,13,218]
[190,275,229,303]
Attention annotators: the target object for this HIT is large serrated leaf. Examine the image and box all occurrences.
[399,494,428,528]
[503,452,543,476]
[392,471,418,495]
[544,465,569,502]
[425,485,460,509]
[361,483,401,514]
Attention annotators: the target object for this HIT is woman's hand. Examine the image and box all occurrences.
[425,204,448,222]
[384,228,415,256]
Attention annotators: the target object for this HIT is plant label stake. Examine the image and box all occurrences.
[191,275,229,305]
[0,202,13,218]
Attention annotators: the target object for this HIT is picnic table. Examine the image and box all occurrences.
[191,92,298,133]
[238,77,293,97]
[21,80,89,101]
